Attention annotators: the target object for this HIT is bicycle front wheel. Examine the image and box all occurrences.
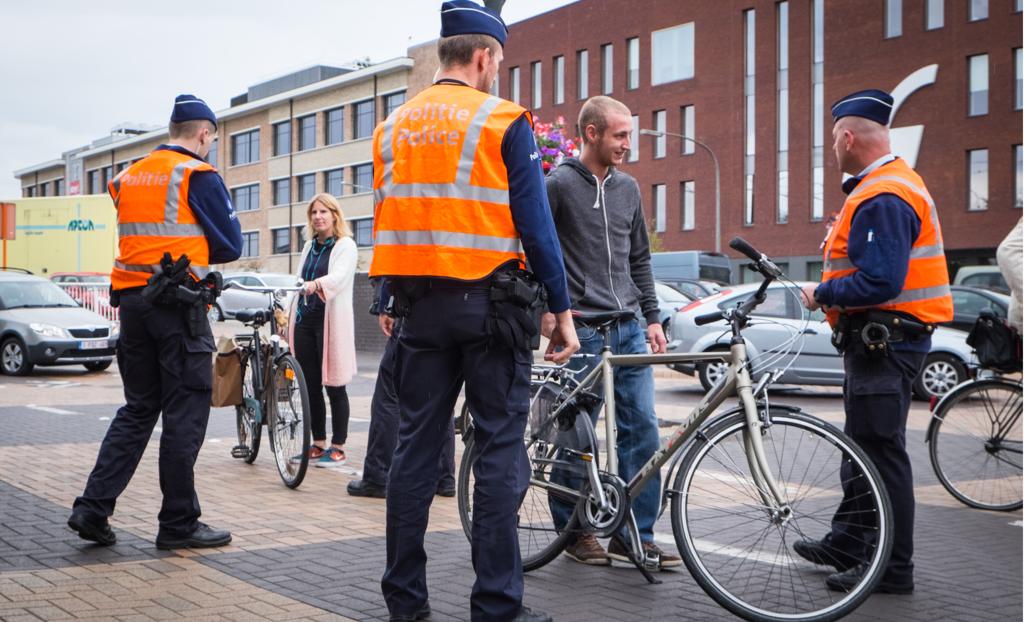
[671,409,893,622]
[929,378,1023,511]
[235,355,262,464]
[267,354,311,489]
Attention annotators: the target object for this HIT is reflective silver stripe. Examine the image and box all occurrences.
[826,257,854,272]
[118,222,205,237]
[164,159,207,224]
[886,283,951,304]
[454,96,502,185]
[909,245,945,260]
[375,229,521,254]
[378,183,509,204]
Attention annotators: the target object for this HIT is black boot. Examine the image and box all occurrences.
[155,522,232,550]
[347,479,387,498]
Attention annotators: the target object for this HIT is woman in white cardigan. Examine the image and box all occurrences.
[288,193,358,467]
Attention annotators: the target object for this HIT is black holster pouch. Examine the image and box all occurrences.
[488,267,546,351]
[140,253,223,337]
[389,279,428,318]
[832,310,933,359]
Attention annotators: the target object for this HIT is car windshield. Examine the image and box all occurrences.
[77,275,110,284]
[656,282,691,303]
[259,275,301,287]
[0,281,79,309]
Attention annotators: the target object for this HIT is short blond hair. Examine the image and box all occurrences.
[577,96,631,144]
[306,193,353,241]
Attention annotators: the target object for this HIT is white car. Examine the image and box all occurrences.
[211,272,300,322]
[668,281,976,400]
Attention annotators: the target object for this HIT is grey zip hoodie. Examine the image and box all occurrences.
[545,158,660,325]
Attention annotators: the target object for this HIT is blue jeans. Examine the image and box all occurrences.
[550,318,661,543]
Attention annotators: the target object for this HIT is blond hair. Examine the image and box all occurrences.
[305,193,352,241]
[577,96,632,144]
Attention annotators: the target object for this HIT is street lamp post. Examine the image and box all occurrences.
[639,129,721,254]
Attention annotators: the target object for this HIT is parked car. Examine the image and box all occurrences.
[0,273,118,375]
[667,281,976,400]
[213,272,300,321]
[655,281,695,333]
[658,278,723,299]
[952,265,1009,295]
[946,285,1010,333]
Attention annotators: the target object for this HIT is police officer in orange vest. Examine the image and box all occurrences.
[68,95,242,550]
[798,89,953,594]
[371,2,579,620]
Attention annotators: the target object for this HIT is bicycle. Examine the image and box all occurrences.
[228,282,312,489]
[457,238,893,622]
[927,368,1022,511]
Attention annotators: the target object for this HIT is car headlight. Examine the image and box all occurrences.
[109,322,120,338]
[30,323,71,339]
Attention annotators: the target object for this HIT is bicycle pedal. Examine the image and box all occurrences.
[643,553,661,571]
[230,445,250,459]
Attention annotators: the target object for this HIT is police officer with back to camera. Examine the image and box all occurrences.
[68,95,242,550]
[370,2,580,620]
[798,89,953,594]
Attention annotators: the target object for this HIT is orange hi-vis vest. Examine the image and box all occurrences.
[109,149,213,290]
[368,83,528,281]
[821,158,953,327]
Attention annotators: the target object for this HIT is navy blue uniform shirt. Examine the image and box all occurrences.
[154,145,243,264]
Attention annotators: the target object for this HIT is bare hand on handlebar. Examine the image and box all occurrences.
[544,310,580,364]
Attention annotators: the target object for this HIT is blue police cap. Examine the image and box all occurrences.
[830,89,894,125]
[440,0,508,47]
[170,94,217,127]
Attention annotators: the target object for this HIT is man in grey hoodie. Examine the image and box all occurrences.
[541,95,680,569]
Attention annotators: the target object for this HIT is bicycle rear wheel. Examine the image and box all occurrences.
[235,354,261,464]
[267,354,311,489]
[929,378,1023,511]
[671,409,893,622]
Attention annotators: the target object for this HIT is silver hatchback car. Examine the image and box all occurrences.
[667,281,976,400]
[210,272,300,322]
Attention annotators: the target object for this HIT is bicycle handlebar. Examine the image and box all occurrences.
[729,237,783,279]
[694,311,724,326]
[224,282,304,293]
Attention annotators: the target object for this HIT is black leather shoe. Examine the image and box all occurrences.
[825,562,914,594]
[347,479,387,498]
[793,539,859,572]
[67,512,116,546]
[513,605,553,622]
[389,601,431,621]
[155,522,232,550]
[435,482,456,497]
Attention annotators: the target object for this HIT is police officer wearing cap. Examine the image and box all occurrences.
[68,95,242,550]
[371,2,579,620]
[797,89,953,594]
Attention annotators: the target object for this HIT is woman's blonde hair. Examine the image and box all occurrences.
[306,193,352,241]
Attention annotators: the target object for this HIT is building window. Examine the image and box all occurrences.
[273,178,290,206]
[681,181,695,231]
[240,231,259,258]
[384,91,406,117]
[968,149,989,211]
[968,54,989,116]
[601,43,613,94]
[627,37,640,90]
[680,105,695,155]
[629,115,639,162]
[354,99,375,140]
[969,0,988,21]
[885,0,902,38]
[653,184,666,233]
[1015,48,1022,111]
[272,228,291,255]
[1014,144,1023,208]
[653,110,666,158]
[231,129,260,165]
[577,50,589,99]
[102,166,113,189]
[326,107,345,145]
[925,0,944,29]
[777,1,789,224]
[54,178,64,196]
[811,0,824,220]
[353,163,373,193]
[297,115,316,151]
[272,121,290,156]
[23,186,34,198]
[553,55,565,105]
[38,182,48,197]
[295,225,306,249]
[353,218,374,247]
[490,73,500,96]
[531,61,543,109]
[1017,0,1022,13]
[743,9,756,226]
[325,168,344,197]
[297,174,315,203]
[651,23,695,85]
[87,170,100,194]
[231,184,260,212]
[509,66,520,104]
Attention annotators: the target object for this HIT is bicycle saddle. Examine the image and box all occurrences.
[235,308,271,325]
[572,309,637,329]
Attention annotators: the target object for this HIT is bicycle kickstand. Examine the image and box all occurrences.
[623,512,661,585]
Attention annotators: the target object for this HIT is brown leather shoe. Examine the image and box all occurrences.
[563,533,611,565]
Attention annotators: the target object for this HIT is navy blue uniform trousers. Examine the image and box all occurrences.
[381,285,531,621]
[363,327,456,489]
[826,349,925,583]
[73,291,215,538]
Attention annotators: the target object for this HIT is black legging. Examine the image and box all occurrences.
[293,315,350,445]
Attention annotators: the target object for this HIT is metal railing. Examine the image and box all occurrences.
[55,283,119,322]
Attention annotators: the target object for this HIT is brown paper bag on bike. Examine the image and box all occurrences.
[211,336,243,407]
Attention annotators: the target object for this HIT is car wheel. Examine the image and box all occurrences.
[83,360,112,372]
[1,337,34,376]
[207,304,223,323]
[662,319,672,340]
[697,348,730,392]
[913,353,966,400]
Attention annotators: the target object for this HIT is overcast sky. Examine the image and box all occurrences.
[0,0,576,198]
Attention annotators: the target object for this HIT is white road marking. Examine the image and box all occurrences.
[654,534,795,568]
[26,405,77,415]
[208,438,222,443]
[1011,520,1023,528]
[99,416,110,421]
